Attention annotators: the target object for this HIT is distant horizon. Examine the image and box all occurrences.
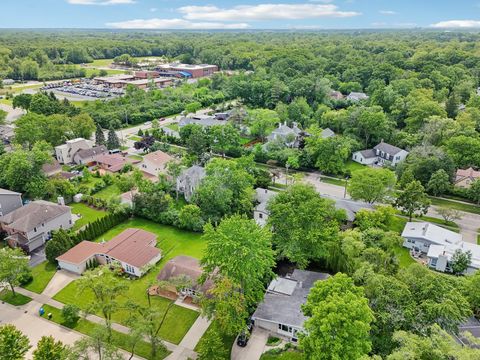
[1,0,480,30]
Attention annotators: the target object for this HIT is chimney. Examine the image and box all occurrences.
[57,196,65,206]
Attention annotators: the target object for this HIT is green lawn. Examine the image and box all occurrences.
[344,160,366,175]
[41,304,170,359]
[430,197,480,215]
[94,184,122,202]
[70,203,107,231]
[195,321,235,359]
[22,262,57,294]
[416,215,459,232]
[319,176,346,187]
[128,135,142,141]
[166,123,179,131]
[53,218,205,344]
[0,290,32,305]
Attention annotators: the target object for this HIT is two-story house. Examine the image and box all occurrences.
[0,188,22,217]
[55,138,94,164]
[176,165,206,202]
[352,141,409,167]
[455,167,480,189]
[139,150,174,181]
[0,200,73,253]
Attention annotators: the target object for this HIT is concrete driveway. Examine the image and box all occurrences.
[41,270,79,298]
[29,247,46,267]
[0,302,83,359]
[231,328,269,360]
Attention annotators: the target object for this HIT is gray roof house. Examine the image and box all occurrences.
[252,270,329,341]
[352,141,409,167]
[0,188,22,217]
[176,165,206,202]
[0,125,15,143]
[321,128,335,139]
[347,92,369,102]
[320,194,373,222]
[73,145,108,165]
[266,122,304,148]
[254,188,277,227]
[0,200,73,253]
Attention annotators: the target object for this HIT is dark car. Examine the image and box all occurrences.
[236,323,253,347]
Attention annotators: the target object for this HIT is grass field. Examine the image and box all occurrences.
[94,184,122,201]
[195,321,235,359]
[344,160,366,175]
[319,176,346,187]
[70,202,106,231]
[127,154,143,161]
[53,218,205,344]
[22,262,57,294]
[41,304,170,359]
[128,135,142,141]
[166,123,179,131]
[0,290,32,305]
[430,197,480,215]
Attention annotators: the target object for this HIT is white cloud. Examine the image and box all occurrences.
[178,3,360,21]
[68,0,135,5]
[430,20,480,28]
[106,18,250,29]
[379,10,396,15]
[150,7,158,12]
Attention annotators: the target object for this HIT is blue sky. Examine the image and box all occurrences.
[1,0,480,30]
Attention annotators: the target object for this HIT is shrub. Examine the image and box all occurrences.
[61,304,80,325]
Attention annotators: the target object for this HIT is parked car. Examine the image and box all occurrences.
[236,323,253,347]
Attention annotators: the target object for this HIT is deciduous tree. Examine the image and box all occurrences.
[348,168,396,204]
[394,180,430,221]
[0,324,30,360]
[0,248,30,297]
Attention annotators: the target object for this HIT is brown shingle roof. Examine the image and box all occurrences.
[157,255,212,293]
[456,167,480,180]
[56,228,160,269]
[143,150,173,167]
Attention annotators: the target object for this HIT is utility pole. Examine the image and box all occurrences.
[344,176,349,199]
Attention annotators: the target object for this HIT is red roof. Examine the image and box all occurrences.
[57,228,160,268]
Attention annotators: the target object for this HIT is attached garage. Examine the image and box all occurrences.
[56,241,101,275]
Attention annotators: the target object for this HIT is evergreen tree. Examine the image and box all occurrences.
[95,124,106,146]
[106,128,120,150]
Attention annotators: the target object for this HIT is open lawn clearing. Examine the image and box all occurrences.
[195,321,235,359]
[319,176,346,187]
[70,202,106,231]
[41,304,170,359]
[344,160,366,175]
[430,197,480,215]
[94,184,122,201]
[0,290,32,305]
[417,215,459,231]
[128,135,142,141]
[166,123,179,131]
[22,261,57,294]
[53,218,205,344]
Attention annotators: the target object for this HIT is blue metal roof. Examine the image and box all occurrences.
[178,71,192,77]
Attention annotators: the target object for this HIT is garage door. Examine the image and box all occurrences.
[28,236,45,252]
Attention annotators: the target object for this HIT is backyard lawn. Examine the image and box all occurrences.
[94,184,122,201]
[41,304,170,359]
[261,349,304,360]
[70,202,106,231]
[22,261,57,294]
[195,321,235,359]
[0,290,32,306]
[53,218,205,344]
[344,160,366,175]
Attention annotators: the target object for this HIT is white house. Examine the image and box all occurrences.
[401,222,480,274]
[266,122,303,148]
[0,200,73,253]
[252,270,329,341]
[55,138,94,164]
[139,150,174,180]
[254,188,277,227]
[352,141,409,167]
[57,228,161,277]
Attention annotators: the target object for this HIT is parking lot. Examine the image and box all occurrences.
[41,80,124,99]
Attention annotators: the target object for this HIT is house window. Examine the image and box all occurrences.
[259,213,263,219]
[34,227,37,232]
[278,324,293,334]
[125,264,135,274]
[430,258,437,267]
